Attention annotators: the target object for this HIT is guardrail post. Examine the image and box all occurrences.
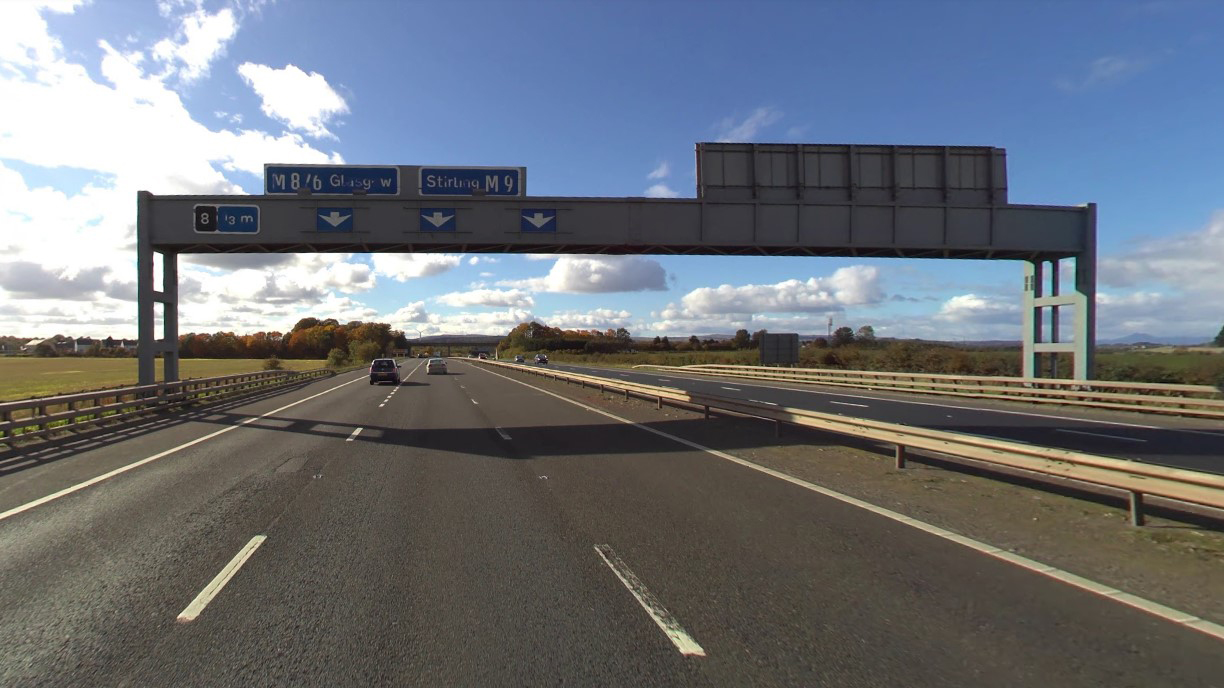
[774,419,781,438]
[704,405,710,419]
[1129,491,1145,527]
[895,445,907,469]
[624,388,629,401]
[657,395,663,410]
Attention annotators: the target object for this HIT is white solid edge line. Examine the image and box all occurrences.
[346,427,363,442]
[829,401,869,408]
[177,535,267,622]
[594,544,706,657]
[1055,428,1148,443]
[720,387,741,391]
[0,375,367,524]
[747,399,778,406]
[475,364,1224,645]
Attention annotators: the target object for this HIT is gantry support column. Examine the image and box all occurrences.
[1022,260,1043,379]
[1072,203,1097,380]
[1021,203,1097,380]
[137,191,181,385]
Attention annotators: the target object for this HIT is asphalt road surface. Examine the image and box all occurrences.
[1,359,1222,686]
[534,360,1224,474]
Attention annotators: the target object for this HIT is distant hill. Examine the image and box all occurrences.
[1099,333,1209,346]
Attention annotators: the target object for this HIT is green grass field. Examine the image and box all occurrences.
[0,358,329,402]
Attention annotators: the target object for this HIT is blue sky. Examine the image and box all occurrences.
[1,0,1222,342]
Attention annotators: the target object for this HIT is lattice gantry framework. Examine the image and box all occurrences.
[137,143,1096,383]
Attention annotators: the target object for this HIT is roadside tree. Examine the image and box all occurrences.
[831,326,855,347]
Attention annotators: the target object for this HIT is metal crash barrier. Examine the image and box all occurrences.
[0,368,336,445]
[477,359,1224,527]
[632,364,1224,419]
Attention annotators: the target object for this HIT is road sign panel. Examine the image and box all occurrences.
[265,165,399,195]
[194,204,259,233]
[420,209,456,231]
[317,208,354,232]
[193,205,214,232]
[419,167,524,196]
[521,209,556,232]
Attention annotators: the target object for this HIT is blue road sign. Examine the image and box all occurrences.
[521,209,556,232]
[420,209,456,232]
[194,204,259,233]
[317,207,354,232]
[419,167,524,196]
[265,165,399,195]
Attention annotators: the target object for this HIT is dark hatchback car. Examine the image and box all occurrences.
[369,358,400,385]
[535,353,548,364]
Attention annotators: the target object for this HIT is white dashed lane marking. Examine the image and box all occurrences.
[1055,428,1147,443]
[594,545,706,657]
[177,536,267,622]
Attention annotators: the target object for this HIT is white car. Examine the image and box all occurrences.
[426,358,447,375]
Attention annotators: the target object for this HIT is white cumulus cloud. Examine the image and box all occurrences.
[933,294,1019,325]
[715,106,783,142]
[151,5,238,83]
[644,266,885,336]
[644,183,680,198]
[237,62,349,139]
[1056,55,1151,92]
[371,254,462,281]
[1100,211,1224,293]
[435,289,535,308]
[647,161,670,180]
[498,255,667,293]
[678,266,884,316]
[425,308,535,335]
[387,301,430,326]
[0,0,356,337]
[546,309,634,330]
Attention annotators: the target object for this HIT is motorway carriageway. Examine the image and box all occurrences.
[535,361,1224,475]
[0,359,1222,686]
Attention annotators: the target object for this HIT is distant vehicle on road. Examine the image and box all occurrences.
[535,354,548,364]
[369,358,400,385]
[478,353,488,359]
[426,358,448,375]
[514,355,525,363]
